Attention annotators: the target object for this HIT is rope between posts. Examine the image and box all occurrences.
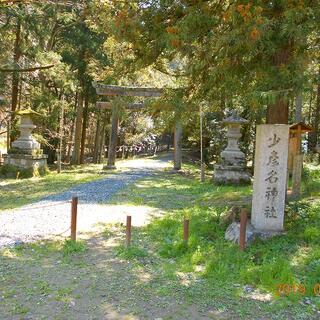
[56,226,71,236]
[14,200,71,211]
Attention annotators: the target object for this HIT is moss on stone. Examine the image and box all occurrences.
[0,164,48,179]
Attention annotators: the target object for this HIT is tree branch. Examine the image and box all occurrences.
[0,64,54,72]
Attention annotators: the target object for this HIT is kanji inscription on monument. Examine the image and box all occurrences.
[251,125,289,231]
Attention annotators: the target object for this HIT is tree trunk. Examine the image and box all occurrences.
[80,95,89,164]
[72,90,84,164]
[93,116,101,163]
[99,123,106,164]
[310,81,320,149]
[173,120,182,170]
[10,17,22,143]
[66,93,77,163]
[266,96,289,124]
[266,38,293,125]
[295,94,303,123]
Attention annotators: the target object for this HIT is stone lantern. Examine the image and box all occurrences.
[213,113,251,184]
[3,109,47,175]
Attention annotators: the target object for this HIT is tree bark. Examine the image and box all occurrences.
[173,120,182,170]
[266,37,293,124]
[93,116,101,163]
[266,96,289,124]
[99,122,106,164]
[311,81,320,149]
[80,94,89,164]
[295,94,303,123]
[66,93,77,163]
[10,17,22,143]
[72,90,83,164]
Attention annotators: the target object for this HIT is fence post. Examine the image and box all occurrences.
[239,208,248,251]
[126,215,132,247]
[183,218,190,244]
[71,196,78,241]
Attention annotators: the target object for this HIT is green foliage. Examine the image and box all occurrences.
[115,244,148,260]
[302,165,320,197]
[100,0,320,109]
[62,239,86,256]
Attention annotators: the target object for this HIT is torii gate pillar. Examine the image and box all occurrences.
[105,104,119,169]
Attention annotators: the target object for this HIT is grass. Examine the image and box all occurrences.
[62,239,86,256]
[107,162,320,318]
[0,164,105,210]
[0,158,319,319]
[116,244,148,260]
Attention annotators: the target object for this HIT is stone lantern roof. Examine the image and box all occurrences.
[15,108,42,117]
[223,112,248,125]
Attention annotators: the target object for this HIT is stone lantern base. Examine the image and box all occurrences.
[2,108,48,177]
[3,153,48,176]
[214,164,251,184]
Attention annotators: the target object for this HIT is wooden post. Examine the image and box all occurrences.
[183,218,189,244]
[174,120,182,171]
[105,104,119,169]
[292,124,302,198]
[71,196,78,241]
[239,208,248,251]
[126,215,132,247]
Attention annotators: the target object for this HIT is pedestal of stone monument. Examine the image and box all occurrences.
[3,152,47,173]
[3,109,47,176]
[213,113,251,184]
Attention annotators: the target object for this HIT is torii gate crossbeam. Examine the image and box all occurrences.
[94,83,182,170]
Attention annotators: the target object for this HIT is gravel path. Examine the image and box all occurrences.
[0,155,171,248]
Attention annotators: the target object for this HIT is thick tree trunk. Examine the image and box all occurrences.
[72,90,83,164]
[80,95,89,164]
[309,79,320,150]
[266,38,293,125]
[105,105,119,169]
[266,96,289,124]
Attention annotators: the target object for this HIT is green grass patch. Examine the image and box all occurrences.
[110,161,320,316]
[62,239,86,256]
[115,244,148,260]
[0,164,104,210]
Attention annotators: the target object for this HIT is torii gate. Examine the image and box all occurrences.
[94,84,182,170]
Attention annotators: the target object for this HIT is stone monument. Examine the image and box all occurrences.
[251,124,289,231]
[3,109,47,175]
[213,113,251,184]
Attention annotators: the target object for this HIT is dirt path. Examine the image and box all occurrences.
[0,155,171,248]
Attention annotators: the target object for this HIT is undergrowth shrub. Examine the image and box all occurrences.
[62,239,86,256]
[116,245,148,259]
[143,198,320,298]
[302,166,320,196]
